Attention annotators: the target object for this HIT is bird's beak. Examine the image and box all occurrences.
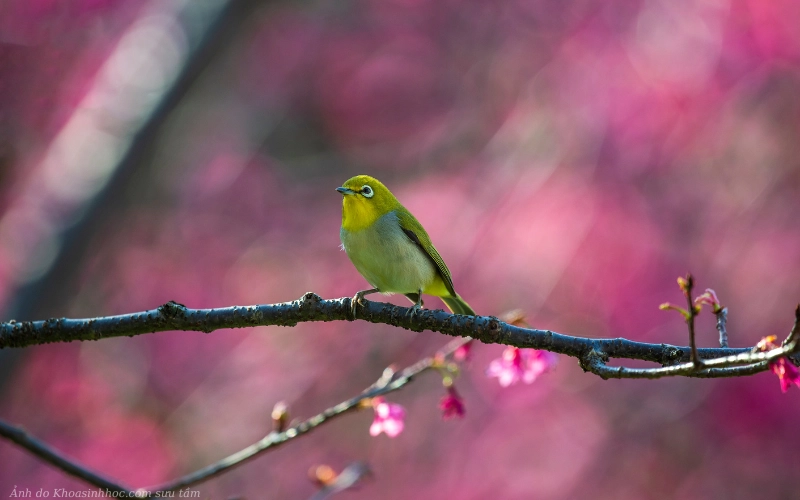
[336,187,356,195]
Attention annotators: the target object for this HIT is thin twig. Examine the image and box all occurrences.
[0,421,132,494]
[683,274,703,368]
[584,354,767,380]
[0,336,470,496]
[716,307,729,348]
[584,304,800,379]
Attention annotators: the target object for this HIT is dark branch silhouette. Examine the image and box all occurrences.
[0,421,131,494]
[2,293,798,379]
[1,291,799,495]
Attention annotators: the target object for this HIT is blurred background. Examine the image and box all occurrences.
[1,0,800,498]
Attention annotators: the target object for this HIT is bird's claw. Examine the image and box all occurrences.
[407,296,424,318]
[350,288,380,320]
[350,292,364,320]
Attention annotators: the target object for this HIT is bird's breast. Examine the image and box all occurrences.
[340,211,437,294]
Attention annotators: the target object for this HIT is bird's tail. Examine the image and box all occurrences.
[441,294,475,316]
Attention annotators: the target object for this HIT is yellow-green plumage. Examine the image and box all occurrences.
[337,175,474,316]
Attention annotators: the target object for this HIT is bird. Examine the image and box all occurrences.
[337,174,475,318]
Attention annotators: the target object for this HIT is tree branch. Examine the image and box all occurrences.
[1,293,795,375]
[0,421,132,494]
[2,293,798,494]
[0,335,468,496]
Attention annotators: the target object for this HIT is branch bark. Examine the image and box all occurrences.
[1,292,796,380]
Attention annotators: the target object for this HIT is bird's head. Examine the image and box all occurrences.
[337,175,400,231]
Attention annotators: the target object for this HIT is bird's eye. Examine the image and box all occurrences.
[361,185,374,198]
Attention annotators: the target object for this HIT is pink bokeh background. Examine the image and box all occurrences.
[2,0,800,498]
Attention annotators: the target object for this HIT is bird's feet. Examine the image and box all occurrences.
[408,303,423,318]
[407,291,424,319]
[350,292,364,320]
[350,288,379,320]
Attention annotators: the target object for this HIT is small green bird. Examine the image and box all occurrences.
[337,175,475,317]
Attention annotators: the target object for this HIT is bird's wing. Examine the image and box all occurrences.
[396,210,457,297]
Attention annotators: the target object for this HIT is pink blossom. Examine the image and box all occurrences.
[439,386,465,419]
[770,358,800,393]
[369,397,405,437]
[695,288,722,312]
[756,336,800,393]
[487,346,558,387]
[453,340,473,362]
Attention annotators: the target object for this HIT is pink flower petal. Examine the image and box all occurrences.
[454,342,473,362]
[369,397,406,437]
[487,347,557,387]
[382,418,404,437]
[376,402,391,419]
[439,386,465,419]
[771,358,800,393]
[499,370,517,387]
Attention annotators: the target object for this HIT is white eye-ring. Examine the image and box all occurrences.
[361,185,374,198]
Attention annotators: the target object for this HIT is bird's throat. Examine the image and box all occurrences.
[341,196,382,232]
